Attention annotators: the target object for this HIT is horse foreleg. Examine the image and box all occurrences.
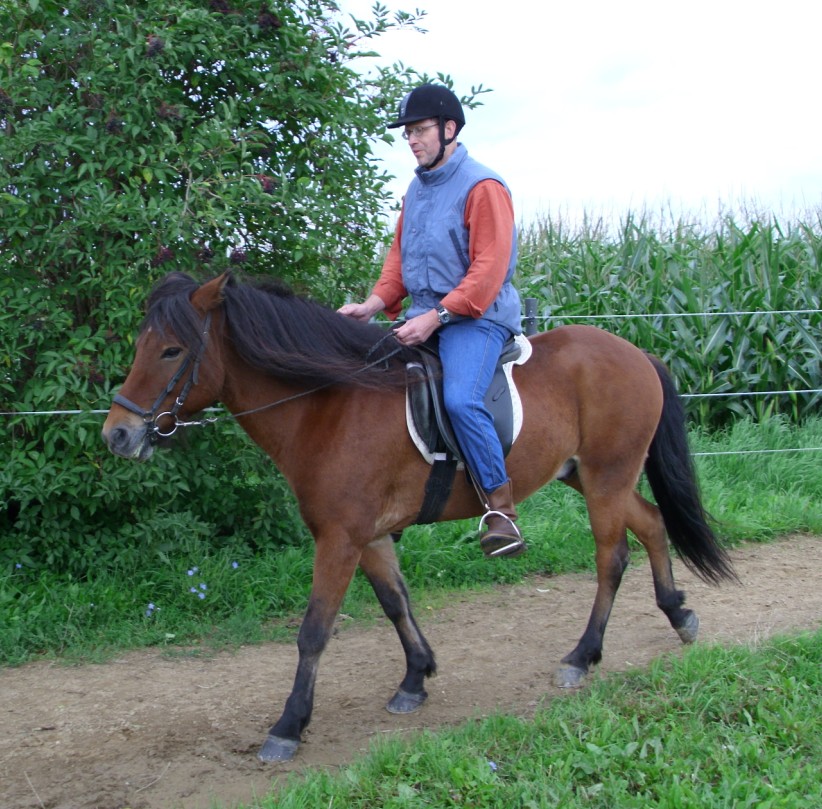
[625,491,699,644]
[359,534,437,714]
[258,536,361,763]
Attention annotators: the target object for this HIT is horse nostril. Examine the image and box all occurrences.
[108,426,129,450]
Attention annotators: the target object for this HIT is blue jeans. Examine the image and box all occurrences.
[438,318,512,493]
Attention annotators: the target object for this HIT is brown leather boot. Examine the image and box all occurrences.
[479,480,526,559]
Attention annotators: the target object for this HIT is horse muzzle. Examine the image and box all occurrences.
[102,416,156,462]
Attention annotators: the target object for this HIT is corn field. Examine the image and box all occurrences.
[517,211,821,425]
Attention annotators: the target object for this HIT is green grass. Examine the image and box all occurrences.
[1,416,820,667]
[247,629,822,808]
[690,417,822,542]
[0,540,315,665]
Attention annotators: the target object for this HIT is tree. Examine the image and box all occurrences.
[0,0,437,571]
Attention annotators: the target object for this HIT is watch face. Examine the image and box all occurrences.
[438,307,450,324]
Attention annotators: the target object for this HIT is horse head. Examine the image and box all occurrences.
[102,272,229,461]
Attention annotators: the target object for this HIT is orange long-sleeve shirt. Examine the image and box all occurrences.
[372,178,515,320]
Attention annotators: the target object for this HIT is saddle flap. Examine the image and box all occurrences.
[405,334,531,465]
[406,361,442,455]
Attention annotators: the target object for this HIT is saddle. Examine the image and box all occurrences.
[405,333,532,523]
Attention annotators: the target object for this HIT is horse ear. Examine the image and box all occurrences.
[191,271,231,313]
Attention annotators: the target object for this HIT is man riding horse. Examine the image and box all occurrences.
[339,84,526,559]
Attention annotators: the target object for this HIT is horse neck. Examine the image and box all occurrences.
[217,350,326,461]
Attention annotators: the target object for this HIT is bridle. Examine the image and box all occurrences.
[113,312,213,442]
[112,313,405,441]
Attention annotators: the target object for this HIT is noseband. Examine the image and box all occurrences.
[113,312,212,442]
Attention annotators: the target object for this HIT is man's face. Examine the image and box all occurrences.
[403,118,456,168]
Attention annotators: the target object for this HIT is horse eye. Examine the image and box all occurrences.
[161,347,183,360]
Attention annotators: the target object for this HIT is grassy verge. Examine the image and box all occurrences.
[1,416,820,666]
[254,629,822,808]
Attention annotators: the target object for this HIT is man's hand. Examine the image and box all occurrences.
[393,309,440,346]
[337,294,386,322]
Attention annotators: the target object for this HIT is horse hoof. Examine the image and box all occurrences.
[676,610,700,645]
[386,688,428,714]
[258,734,300,763]
[555,665,588,689]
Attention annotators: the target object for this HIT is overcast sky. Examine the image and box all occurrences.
[339,0,821,227]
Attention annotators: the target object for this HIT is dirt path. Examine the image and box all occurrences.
[1,535,820,809]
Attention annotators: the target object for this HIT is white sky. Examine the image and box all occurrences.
[339,0,821,226]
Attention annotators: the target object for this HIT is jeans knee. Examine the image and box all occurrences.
[443,385,472,422]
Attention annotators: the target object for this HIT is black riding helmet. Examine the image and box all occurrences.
[388,84,465,170]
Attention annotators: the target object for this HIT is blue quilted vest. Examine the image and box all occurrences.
[400,145,521,334]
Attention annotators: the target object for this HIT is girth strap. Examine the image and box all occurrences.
[415,456,459,525]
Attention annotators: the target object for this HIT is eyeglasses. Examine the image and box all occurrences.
[401,122,439,140]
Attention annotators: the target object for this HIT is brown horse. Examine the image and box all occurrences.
[102,271,735,762]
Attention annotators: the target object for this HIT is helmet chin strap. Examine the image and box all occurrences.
[422,119,456,171]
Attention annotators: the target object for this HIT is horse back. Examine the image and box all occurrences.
[505,324,664,483]
[520,324,662,406]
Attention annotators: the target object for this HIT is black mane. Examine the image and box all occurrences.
[143,272,411,389]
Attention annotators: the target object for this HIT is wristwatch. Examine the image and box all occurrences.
[436,305,451,325]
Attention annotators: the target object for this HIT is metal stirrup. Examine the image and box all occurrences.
[477,509,522,538]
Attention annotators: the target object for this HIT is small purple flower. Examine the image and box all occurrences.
[197,592,206,600]
[488,761,498,772]
[187,567,198,576]
[145,602,156,617]
[231,561,239,569]
[199,583,207,591]
[15,563,22,569]
[190,587,198,594]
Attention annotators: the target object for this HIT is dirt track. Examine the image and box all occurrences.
[1,535,820,809]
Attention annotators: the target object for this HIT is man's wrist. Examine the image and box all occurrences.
[435,305,451,325]
[366,294,387,317]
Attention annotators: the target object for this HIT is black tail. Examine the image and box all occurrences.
[645,356,737,584]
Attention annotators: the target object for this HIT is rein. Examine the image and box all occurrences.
[114,318,403,439]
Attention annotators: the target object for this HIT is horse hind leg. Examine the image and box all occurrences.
[625,491,700,644]
[359,533,437,714]
[555,470,633,688]
[556,529,631,688]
